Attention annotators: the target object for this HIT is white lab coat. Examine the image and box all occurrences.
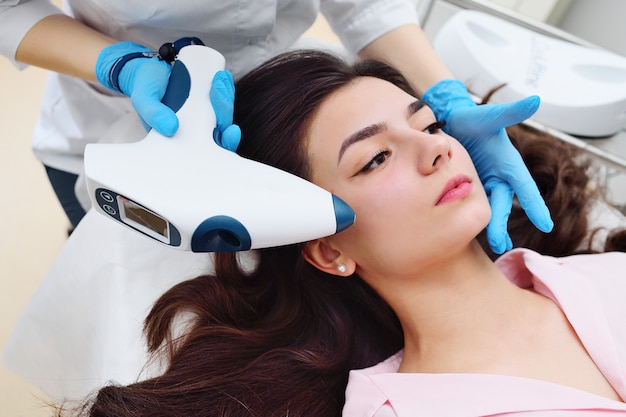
[1,0,421,404]
[0,0,419,175]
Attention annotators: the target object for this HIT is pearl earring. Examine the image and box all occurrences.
[337,264,347,274]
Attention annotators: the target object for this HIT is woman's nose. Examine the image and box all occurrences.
[415,131,453,175]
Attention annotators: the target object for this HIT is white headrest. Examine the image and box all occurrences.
[434,10,626,137]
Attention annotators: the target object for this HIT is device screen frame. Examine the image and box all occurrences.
[118,196,170,243]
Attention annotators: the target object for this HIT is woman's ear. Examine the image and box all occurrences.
[303,239,355,276]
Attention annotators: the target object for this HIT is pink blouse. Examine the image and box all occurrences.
[343,249,626,416]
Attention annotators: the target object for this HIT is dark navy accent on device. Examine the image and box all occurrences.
[161,61,191,113]
[191,216,252,252]
[332,195,355,233]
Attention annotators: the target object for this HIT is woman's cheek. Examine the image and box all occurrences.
[354,173,417,224]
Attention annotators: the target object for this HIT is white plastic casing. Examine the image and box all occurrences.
[85,45,354,251]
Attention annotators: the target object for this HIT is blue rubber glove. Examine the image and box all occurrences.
[210,70,241,151]
[422,79,553,254]
[96,42,178,136]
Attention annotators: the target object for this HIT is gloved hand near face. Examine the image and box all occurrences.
[95,41,240,151]
[423,79,554,254]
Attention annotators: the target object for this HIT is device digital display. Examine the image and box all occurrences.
[119,197,169,239]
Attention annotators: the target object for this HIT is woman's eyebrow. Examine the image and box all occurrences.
[408,100,425,117]
[337,100,425,164]
[338,123,386,164]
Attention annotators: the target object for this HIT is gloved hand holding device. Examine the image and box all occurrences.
[95,38,240,151]
[422,79,554,254]
[209,70,242,151]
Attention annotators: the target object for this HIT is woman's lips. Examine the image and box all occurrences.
[436,174,473,205]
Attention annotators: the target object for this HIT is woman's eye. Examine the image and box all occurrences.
[357,150,390,175]
[424,120,446,134]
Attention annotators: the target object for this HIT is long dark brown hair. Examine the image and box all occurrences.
[71,50,625,417]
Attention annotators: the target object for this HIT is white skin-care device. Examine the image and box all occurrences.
[85,45,355,252]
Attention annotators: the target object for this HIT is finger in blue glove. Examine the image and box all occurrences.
[484,181,515,254]
[450,95,540,138]
[210,70,241,151]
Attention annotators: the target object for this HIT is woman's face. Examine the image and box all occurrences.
[306,77,491,280]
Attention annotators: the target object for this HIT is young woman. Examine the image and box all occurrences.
[74,50,626,417]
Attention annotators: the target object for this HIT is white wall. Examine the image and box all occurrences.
[556,0,626,56]
[419,0,626,57]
